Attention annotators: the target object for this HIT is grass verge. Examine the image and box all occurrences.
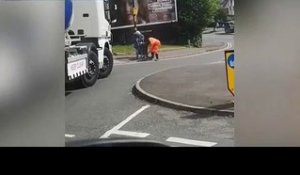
[112,44,188,56]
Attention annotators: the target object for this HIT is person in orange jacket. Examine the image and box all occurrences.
[148,37,161,61]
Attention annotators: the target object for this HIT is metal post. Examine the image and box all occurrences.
[132,0,137,31]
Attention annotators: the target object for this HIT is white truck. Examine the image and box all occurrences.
[65,0,114,87]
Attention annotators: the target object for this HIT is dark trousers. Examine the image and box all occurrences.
[151,53,159,59]
[136,44,146,58]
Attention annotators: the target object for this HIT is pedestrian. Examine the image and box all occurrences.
[148,37,161,61]
[133,30,146,61]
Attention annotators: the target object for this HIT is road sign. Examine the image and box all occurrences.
[225,50,235,96]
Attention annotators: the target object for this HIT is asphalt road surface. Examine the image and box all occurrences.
[66,31,235,147]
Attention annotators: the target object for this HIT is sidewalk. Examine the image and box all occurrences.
[133,64,234,116]
[114,42,227,61]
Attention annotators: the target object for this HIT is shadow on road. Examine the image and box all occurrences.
[210,103,234,110]
[179,102,234,119]
[215,33,234,36]
[65,81,86,93]
[203,30,216,34]
[65,91,72,96]
[181,113,214,119]
[181,109,234,119]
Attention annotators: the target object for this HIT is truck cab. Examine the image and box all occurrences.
[65,0,114,87]
[224,20,234,34]
[224,15,234,34]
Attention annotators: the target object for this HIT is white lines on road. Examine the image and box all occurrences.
[97,105,220,146]
[112,130,150,138]
[166,137,217,147]
[65,134,76,138]
[100,105,151,139]
[205,60,225,65]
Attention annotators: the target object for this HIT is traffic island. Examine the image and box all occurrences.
[133,64,234,116]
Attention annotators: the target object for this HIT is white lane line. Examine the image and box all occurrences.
[115,42,232,66]
[65,134,76,138]
[100,105,151,138]
[206,60,224,65]
[111,130,150,138]
[166,137,217,147]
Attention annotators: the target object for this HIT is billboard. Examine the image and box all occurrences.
[110,0,178,29]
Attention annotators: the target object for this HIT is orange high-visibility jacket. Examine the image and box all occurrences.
[148,37,161,54]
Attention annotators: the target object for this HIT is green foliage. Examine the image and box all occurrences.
[177,0,220,47]
[112,44,187,56]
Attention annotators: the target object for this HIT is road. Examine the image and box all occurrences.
[66,31,234,147]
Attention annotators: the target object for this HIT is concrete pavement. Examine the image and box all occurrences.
[133,63,234,115]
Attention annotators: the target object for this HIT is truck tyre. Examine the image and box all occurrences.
[81,51,99,87]
[98,47,113,79]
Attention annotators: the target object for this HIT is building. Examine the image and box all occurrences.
[220,0,234,16]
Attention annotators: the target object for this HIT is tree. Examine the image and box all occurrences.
[215,8,228,26]
[177,0,220,47]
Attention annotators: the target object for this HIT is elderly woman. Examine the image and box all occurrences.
[133,30,146,61]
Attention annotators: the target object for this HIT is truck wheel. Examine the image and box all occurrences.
[81,51,99,87]
[98,47,113,79]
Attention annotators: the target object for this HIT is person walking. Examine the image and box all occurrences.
[148,37,161,61]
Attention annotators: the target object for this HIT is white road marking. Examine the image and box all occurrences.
[166,137,217,147]
[100,105,151,138]
[65,134,76,138]
[112,130,150,138]
[114,42,232,66]
[206,60,225,65]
